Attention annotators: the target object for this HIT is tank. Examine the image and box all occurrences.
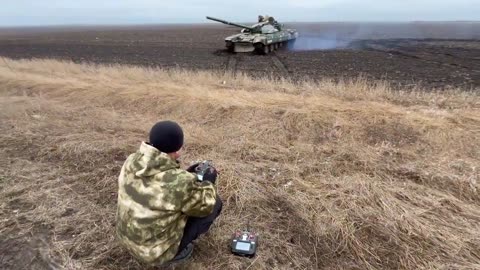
[206,16,298,54]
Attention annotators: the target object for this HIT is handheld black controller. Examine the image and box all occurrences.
[230,224,258,257]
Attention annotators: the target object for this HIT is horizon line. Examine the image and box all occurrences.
[1,20,479,28]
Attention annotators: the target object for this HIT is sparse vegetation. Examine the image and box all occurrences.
[0,57,479,270]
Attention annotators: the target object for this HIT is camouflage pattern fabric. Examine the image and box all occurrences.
[116,142,217,266]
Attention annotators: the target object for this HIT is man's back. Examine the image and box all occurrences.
[116,142,217,266]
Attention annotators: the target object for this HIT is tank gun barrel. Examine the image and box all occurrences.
[206,16,254,30]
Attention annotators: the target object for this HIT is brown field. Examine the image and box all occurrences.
[0,22,479,90]
[0,57,479,270]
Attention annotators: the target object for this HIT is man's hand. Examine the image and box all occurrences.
[186,163,200,173]
[203,167,218,184]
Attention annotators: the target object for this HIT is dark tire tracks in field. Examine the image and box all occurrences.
[271,53,290,76]
[224,53,293,78]
[226,55,237,74]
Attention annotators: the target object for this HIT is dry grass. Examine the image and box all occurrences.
[0,57,479,270]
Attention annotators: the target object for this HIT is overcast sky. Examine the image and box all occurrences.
[1,0,479,26]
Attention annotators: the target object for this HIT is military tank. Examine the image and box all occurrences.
[206,16,298,54]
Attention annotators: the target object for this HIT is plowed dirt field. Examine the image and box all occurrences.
[0,22,479,89]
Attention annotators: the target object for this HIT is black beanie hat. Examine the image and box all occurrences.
[149,121,184,153]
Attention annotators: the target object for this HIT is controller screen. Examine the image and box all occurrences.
[235,242,251,251]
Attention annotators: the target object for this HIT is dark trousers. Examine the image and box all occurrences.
[177,196,223,253]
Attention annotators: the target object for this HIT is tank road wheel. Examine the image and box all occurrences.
[254,43,266,55]
[225,41,234,53]
[226,41,235,53]
[263,45,270,55]
[268,44,273,53]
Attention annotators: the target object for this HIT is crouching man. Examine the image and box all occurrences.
[116,120,222,267]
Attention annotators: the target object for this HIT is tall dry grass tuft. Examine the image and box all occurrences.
[0,57,479,270]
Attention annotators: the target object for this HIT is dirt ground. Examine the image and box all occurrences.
[0,22,479,89]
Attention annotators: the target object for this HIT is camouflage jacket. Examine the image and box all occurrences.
[116,142,217,265]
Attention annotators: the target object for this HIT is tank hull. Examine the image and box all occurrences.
[225,30,298,54]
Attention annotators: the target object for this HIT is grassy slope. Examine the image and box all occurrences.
[0,58,479,270]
